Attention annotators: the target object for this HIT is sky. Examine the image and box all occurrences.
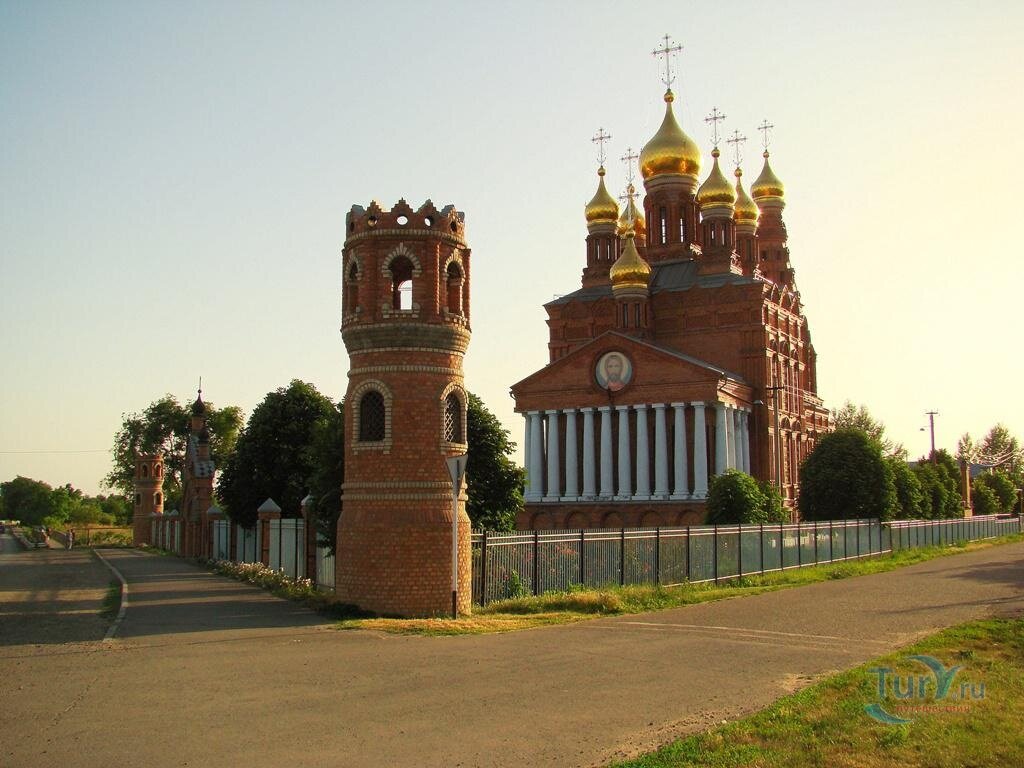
[2,0,1022,496]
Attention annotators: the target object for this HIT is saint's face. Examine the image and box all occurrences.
[605,356,623,382]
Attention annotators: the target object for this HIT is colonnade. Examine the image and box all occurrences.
[524,402,751,503]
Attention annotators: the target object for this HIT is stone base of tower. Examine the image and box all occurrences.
[336,520,472,618]
[132,513,152,546]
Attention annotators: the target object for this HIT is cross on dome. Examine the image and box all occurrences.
[727,129,747,168]
[591,127,612,167]
[705,107,726,149]
[758,119,775,152]
[620,147,639,186]
[651,34,683,89]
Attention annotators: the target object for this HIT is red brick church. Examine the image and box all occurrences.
[511,52,830,530]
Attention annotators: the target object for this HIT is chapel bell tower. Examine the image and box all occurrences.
[132,453,164,546]
[337,198,473,617]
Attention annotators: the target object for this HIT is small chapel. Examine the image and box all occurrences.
[511,41,831,530]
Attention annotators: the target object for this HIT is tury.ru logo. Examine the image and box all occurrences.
[865,655,985,724]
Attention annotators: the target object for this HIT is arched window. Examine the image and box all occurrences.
[659,206,667,244]
[390,256,414,310]
[346,261,359,312]
[155,464,162,478]
[154,492,162,506]
[444,393,463,443]
[134,493,141,506]
[141,464,149,478]
[446,261,463,315]
[358,391,386,441]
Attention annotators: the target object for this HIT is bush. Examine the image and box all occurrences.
[798,429,897,521]
[971,482,999,517]
[707,470,786,524]
[974,472,1017,513]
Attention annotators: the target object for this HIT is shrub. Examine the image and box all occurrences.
[798,429,897,521]
[970,481,1000,517]
[974,472,1017,513]
[707,470,774,524]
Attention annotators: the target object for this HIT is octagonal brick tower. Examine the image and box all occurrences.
[338,198,472,617]
[132,453,164,545]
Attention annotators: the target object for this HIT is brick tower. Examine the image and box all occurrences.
[132,453,164,545]
[338,198,472,617]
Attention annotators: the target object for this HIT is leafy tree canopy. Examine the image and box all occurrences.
[974,472,1017,514]
[970,482,1000,517]
[832,401,903,457]
[911,459,962,519]
[706,470,788,525]
[466,393,525,532]
[218,380,335,528]
[886,455,925,520]
[798,428,897,521]
[104,394,242,511]
[0,476,130,527]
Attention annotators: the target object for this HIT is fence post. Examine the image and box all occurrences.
[856,518,861,559]
[579,528,585,586]
[620,528,626,587]
[759,523,765,575]
[829,519,834,562]
[654,527,661,586]
[737,524,743,578]
[814,520,819,564]
[532,529,540,596]
[686,525,692,582]
[713,525,719,584]
[796,520,802,568]
[481,530,488,607]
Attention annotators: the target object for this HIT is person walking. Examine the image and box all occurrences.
[66,529,74,550]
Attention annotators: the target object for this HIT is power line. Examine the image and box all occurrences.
[0,449,111,455]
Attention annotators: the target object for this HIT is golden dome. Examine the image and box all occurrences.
[751,150,785,201]
[585,166,619,225]
[733,168,759,227]
[696,148,737,210]
[616,183,647,238]
[639,90,701,182]
[609,232,651,294]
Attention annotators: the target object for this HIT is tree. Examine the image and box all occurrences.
[465,393,525,531]
[0,476,57,525]
[308,400,344,550]
[970,481,1000,517]
[706,470,787,524]
[886,456,925,519]
[798,429,897,521]
[104,394,242,510]
[218,380,336,528]
[832,401,902,456]
[974,472,1017,514]
[912,460,961,519]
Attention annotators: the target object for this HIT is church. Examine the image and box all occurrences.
[510,43,830,530]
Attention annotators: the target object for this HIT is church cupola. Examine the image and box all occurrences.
[639,37,703,262]
[752,137,793,287]
[733,167,759,276]
[610,231,652,336]
[581,129,623,288]
[698,147,737,239]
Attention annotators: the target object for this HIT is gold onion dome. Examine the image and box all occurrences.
[733,168,759,226]
[585,166,619,225]
[639,90,702,182]
[616,184,647,238]
[609,232,652,294]
[696,148,737,210]
[751,150,785,202]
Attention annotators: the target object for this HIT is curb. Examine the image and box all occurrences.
[92,549,129,642]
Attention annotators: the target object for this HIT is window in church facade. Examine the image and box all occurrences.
[389,256,414,311]
[443,393,463,443]
[358,391,386,442]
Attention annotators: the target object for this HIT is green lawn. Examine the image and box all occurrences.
[612,617,1024,767]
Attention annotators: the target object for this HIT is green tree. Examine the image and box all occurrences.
[758,479,788,524]
[974,472,1017,514]
[218,380,335,528]
[832,401,902,456]
[465,393,525,531]
[706,470,786,524]
[308,400,345,550]
[104,394,242,510]
[0,477,57,525]
[886,456,925,519]
[970,481,1000,517]
[798,429,897,521]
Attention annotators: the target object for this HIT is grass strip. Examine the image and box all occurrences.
[610,616,1024,767]
[99,579,122,620]
[343,533,1024,636]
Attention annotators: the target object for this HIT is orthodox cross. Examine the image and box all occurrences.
[726,129,747,168]
[620,147,639,186]
[652,34,683,88]
[758,119,775,151]
[591,127,612,167]
[704,107,726,149]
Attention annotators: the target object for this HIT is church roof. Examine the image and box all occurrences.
[548,258,757,306]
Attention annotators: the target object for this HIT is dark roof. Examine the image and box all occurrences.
[547,258,758,306]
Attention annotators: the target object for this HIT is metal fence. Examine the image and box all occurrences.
[207,519,334,588]
[470,514,1022,606]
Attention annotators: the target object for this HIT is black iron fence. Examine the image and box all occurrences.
[470,514,1022,606]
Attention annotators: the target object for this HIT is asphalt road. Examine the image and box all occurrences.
[1,541,1022,768]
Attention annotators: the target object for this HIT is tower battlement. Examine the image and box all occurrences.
[345,199,466,245]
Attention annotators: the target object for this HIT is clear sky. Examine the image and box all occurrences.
[2,0,1022,495]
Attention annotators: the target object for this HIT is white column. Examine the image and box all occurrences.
[616,405,632,499]
[545,410,560,500]
[527,411,544,501]
[740,409,751,473]
[635,405,651,499]
[599,406,614,497]
[671,403,689,499]
[729,407,740,469]
[714,402,729,476]
[563,408,578,500]
[582,407,596,498]
[692,402,709,498]
[653,403,669,498]
[523,413,531,495]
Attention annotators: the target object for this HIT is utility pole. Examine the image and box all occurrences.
[925,410,938,462]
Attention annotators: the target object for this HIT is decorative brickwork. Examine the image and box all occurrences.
[337,199,473,617]
[132,453,163,545]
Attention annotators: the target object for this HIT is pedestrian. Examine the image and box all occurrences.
[66,529,74,550]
